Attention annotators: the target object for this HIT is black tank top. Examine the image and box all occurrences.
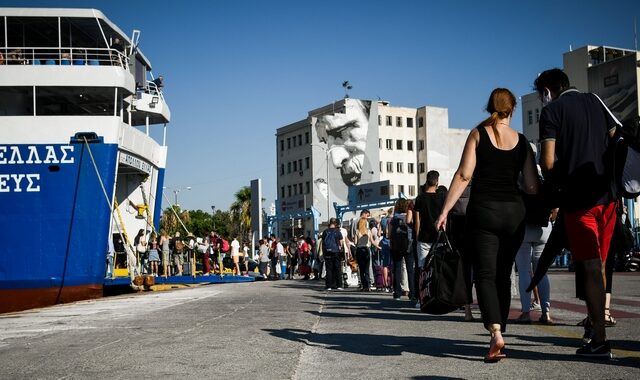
[470,126,527,203]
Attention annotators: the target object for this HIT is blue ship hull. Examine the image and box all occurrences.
[0,139,118,313]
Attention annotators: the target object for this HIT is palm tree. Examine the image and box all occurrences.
[160,206,190,235]
[229,186,251,241]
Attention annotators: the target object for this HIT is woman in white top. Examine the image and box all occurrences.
[231,237,241,275]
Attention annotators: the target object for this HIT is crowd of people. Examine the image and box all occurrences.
[111,229,254,278]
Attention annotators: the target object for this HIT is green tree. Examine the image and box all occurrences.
[160,206,190,236]
[229,186,251,242]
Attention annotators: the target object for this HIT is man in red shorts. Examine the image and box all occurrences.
[536,68,621,359]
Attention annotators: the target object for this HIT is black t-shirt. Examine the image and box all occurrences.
[539,90,619,211]
[413,191,444,243]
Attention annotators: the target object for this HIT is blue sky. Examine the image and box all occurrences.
[5,0,640,211]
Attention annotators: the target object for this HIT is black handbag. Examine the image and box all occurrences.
[419,230,467,315]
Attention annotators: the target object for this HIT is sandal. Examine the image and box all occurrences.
[539,313,554,324]
[484,333,506,363]
[605,308,617,327]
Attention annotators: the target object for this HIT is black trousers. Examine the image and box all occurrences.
[324,255,343,289]
[356,246,371,290]
[467,200,525,332]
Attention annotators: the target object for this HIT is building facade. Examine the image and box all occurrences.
[275,98,468,240]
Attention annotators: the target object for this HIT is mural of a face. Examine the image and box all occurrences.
[315,99,370,186]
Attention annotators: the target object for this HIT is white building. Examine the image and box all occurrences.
[522,45,639,146]
[275,98,468,240]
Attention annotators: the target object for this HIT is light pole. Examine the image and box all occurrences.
[211,205,216,230]
[163,186,191,208]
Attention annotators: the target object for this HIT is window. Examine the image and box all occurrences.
[389,185,394,195]
[280,140,284,151]
[407,141,414,151]
[528,110,533,125]
[378,138,382,149]
[379,161,383,172]
[305,181,310,194]
[378,115,382,125]
[293,184,297,195]
[418,117,424,127]
[407,118,414,128]
[298,183,303,194]
[396,140,403,150]
[36,86,115,116]
[288,185,292,197]
[293,161,297,171]
[386,139,393,150]
[419,140,425,150]
[287,162,291,173]
[396,116,402,127]
[292,137,296,147]
[396,162,403,173]
[419,163,425,173]
[0,87,34,115]
[298,159,302,172]
[386,162,394,173]
[281,186,285,198]
[535,108,540,123]
[408,163,414,173]
[386,115,392,126]
[305,157,310,169]
[305,132,310,144]
[280,164,284,176]
[399,185,405,194]
[287,138,291,149]
[297,135,302,146]
[409,185,416,197]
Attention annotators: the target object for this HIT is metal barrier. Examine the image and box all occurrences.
[0,46,129,68]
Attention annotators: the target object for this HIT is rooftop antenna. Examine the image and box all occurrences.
[342,81,352,98]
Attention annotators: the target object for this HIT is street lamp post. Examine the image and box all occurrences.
[164,186,191,208]
[211,205,216,230]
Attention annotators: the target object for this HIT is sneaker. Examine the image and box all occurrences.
[414,302,421,309]
[576,340,612,359]
[326,288,333,291]
[336,287,344,290]
[393,296,401,300]
[530,302,541,311]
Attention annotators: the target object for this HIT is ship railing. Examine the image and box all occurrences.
[143,80,166,103]
[0,46,129,68]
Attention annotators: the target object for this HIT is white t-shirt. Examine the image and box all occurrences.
[231,239,240,256]
[276,242,284,257]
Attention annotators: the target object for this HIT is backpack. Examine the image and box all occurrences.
[220,239,230,253]
[390,216,411,257]
[322,228,341,254]
[174,239,184,252]
[614,116,640,199]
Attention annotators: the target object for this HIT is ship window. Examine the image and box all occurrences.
[60,17,108,48]
[7,17,59,48]
[0,87,34,116]
[36,87,115,116]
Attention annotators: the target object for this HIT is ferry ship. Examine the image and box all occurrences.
[0,8,170,313]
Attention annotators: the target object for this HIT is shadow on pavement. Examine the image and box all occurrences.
[264,328,640,368]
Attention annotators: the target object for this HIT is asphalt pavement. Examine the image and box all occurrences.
[0,270,638,379]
